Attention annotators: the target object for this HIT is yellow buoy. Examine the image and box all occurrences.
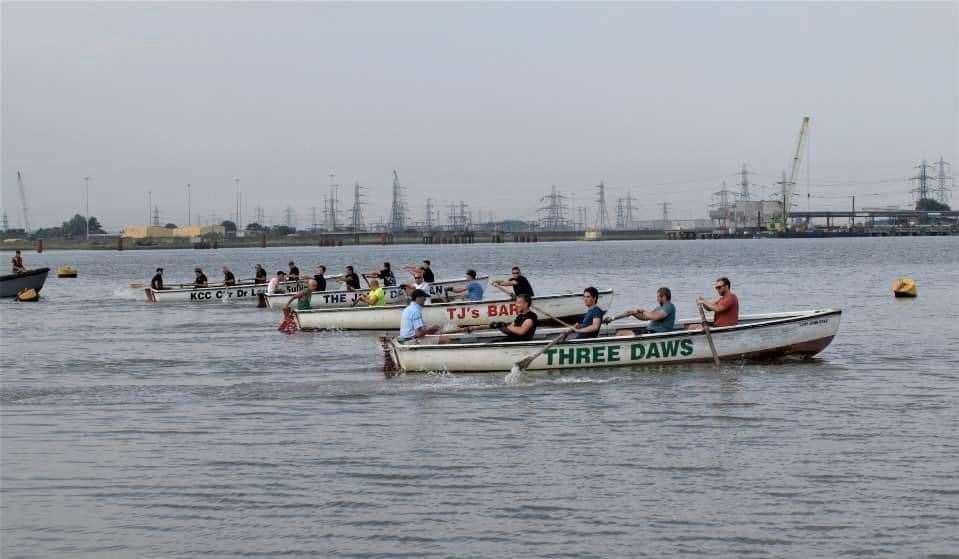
[17,288,39,302]
[57,265,78,278]
[892,277,917,298]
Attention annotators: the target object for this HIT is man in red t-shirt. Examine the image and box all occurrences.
[698,276,739,327]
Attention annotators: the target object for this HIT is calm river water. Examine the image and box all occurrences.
[2,238,958,557]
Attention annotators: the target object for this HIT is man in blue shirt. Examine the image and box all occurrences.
[568,286,605,339]
[399,289,442,340]
[619,287,676,333]
[447,269,485,301]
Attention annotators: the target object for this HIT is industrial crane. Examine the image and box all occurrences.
[783,117,810,230]
[17,171,31,233]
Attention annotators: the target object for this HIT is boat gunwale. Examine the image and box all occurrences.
[145,279,300,294]
[262,275,491,301]
[293,289,615,315]
[392,308,842,351]
[0,267,51,282]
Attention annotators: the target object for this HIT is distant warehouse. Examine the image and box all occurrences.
[122,224,225,239]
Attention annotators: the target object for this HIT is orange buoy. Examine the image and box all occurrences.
[892,277,917,298]
[16,288,39,302]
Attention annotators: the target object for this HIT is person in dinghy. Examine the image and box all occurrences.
[566,286,605,339]
[489,293,538,341]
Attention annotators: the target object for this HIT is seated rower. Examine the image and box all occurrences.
[285,279,318,311]
[335,265,362,291]
[490,294,537,341]
[313,265,327,292]
[567,286,604,339]
[446,269,485,301]
[11,250,25,273]
[287,261,300,282]
[365,262,396,287]
[150,267,165,290]
[194,267,208,288]
[492,266,534,298]
[617,287,676,333]
[267,271,287,295]
[696,276,739,327]
[223,266,236,286]
[358,278,386,307]
[254,264,267,284]
[399,289,442,341]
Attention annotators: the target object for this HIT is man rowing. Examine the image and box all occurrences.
[267,270,287,295]
[285,278,318,311]
[288,261,300,282]
[313,265,327,291]
[150,268,165,290]
[11,250,25,273]
[254,264,267,284]
[335,265,362,291]
[399,289,442,340]
[365,262,396,287]
[613,287,676,333]
[194,268,208,288]
[446,269,485,301]
[358,278,386,307]
[493,266,534,297]
[223,266,236,286]
[403,260,434,283]
[697,276,739,327]
[490,293,538,341]
[567,286,604,339]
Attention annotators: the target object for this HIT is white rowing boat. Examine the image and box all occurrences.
[262,276,489,310]
[144,280,302,303]
[382,308,842,374]
[293,290,614,331]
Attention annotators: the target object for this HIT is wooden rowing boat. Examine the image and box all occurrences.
[382,308,842,374]
[144,280,301,303]
[262,276,489,310]
[293,290,614,331]
[1,268,50,298]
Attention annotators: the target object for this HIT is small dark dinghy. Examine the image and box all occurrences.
[0,267,50,298]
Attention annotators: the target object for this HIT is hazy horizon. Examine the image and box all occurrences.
[3,1,957,231]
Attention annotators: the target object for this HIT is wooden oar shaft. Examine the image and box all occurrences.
[697,303,721,367]
[517,331,570,370]
[491,283,573,328]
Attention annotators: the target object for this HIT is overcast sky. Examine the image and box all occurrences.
[3,1,957,230]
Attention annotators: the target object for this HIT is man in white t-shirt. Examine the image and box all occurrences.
[267,271,287,295]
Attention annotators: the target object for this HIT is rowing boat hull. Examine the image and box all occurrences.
[262,276,489,310]
[0,268,50,298]
[145,280,301,303]
[385,309,842,373]
[294,290,614,331]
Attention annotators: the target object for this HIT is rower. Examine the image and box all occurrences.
[490,294,538,341]
[614,287,676,333]
[11,250,25,273]
[358,278,386,307]
[150,268,165,290]
[288,261,300,282]
[267,271,287,295]
[403,260,434,283]
[254,264,267,284]
[567,286,604,339]
[399,289,442,340]
[223,266,236,286]
[697,276,739,327]
[408,267,432,303]
[335,265,361,291]
[365,262,396,287]
[194,267,208,288]
[285,278,317,311]
[313,265,327,291]
[446,269,485,301]
[493,266,534,297]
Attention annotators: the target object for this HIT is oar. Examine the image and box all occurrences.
[505,331,571,384]
[697,302,721,368]
[491,283,573,328]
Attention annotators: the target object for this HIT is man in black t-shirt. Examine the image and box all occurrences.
[365,261,396,287]
[151,268,164,290]
[337,265,361,291]
[254,264,267,284]
[288,261,300,282]
[422,260,435,283]
[223,266,236,286]
[491,294,538,341]
[494,266,534,298]
[313,265,327,292]
[194,268,208,288]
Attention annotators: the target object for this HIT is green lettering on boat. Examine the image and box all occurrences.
[646,343,660,359]
[576,347,591,364]
[592,346,605,363]
[545,348,558,366]
[630,343,645,360]
[558,347,575,365]
[660,340,681,358]
[680,339,694,356]
[607,345,621,362]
